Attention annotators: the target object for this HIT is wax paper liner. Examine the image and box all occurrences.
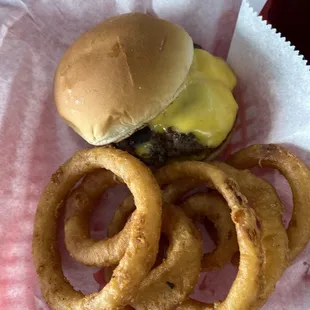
[0,0,310,309]
[224,2,310,309]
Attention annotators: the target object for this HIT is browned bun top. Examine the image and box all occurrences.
[54,13,194,145]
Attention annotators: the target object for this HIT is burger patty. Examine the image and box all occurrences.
[115,126,208,167]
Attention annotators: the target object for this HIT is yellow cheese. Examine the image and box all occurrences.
[148,49,238,148]
[189,48,237,91]
[135,142,153,158]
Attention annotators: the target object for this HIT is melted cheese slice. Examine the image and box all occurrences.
[148,48,238,148]
[135,142,153,158]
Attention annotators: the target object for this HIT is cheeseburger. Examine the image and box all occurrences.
[54,13,238,166]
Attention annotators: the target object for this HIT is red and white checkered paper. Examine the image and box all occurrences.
[1,0,310,309]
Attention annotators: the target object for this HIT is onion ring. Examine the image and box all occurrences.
[227,144,310,262]
[155,161,264,310]
[64,169,132,266]
[106,198,202,309]
[181,192,238,271]
[162,179,202,204]
[107,195,135,239]
[162,180,238,271]
[32,147,162,310]
[214,162,289,307]
[132,203,202,309]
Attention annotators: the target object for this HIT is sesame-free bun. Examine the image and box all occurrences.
[54,13,194,145]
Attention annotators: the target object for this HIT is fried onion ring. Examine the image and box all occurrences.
[134,204,202,309]
[156,161,264,310]
[214,162,289,307]
[32,147,162,310]
[162,180,238,271]
[162,179,202,204]
[106,198,202,309]
[227,144,310,262]
[107,195,135,239]
[181,193,238,271]
[64,169,132,266]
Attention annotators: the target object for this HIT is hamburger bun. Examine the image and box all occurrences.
[54,13,194,145]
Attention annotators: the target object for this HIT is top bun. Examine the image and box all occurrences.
[54,13,194,145]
